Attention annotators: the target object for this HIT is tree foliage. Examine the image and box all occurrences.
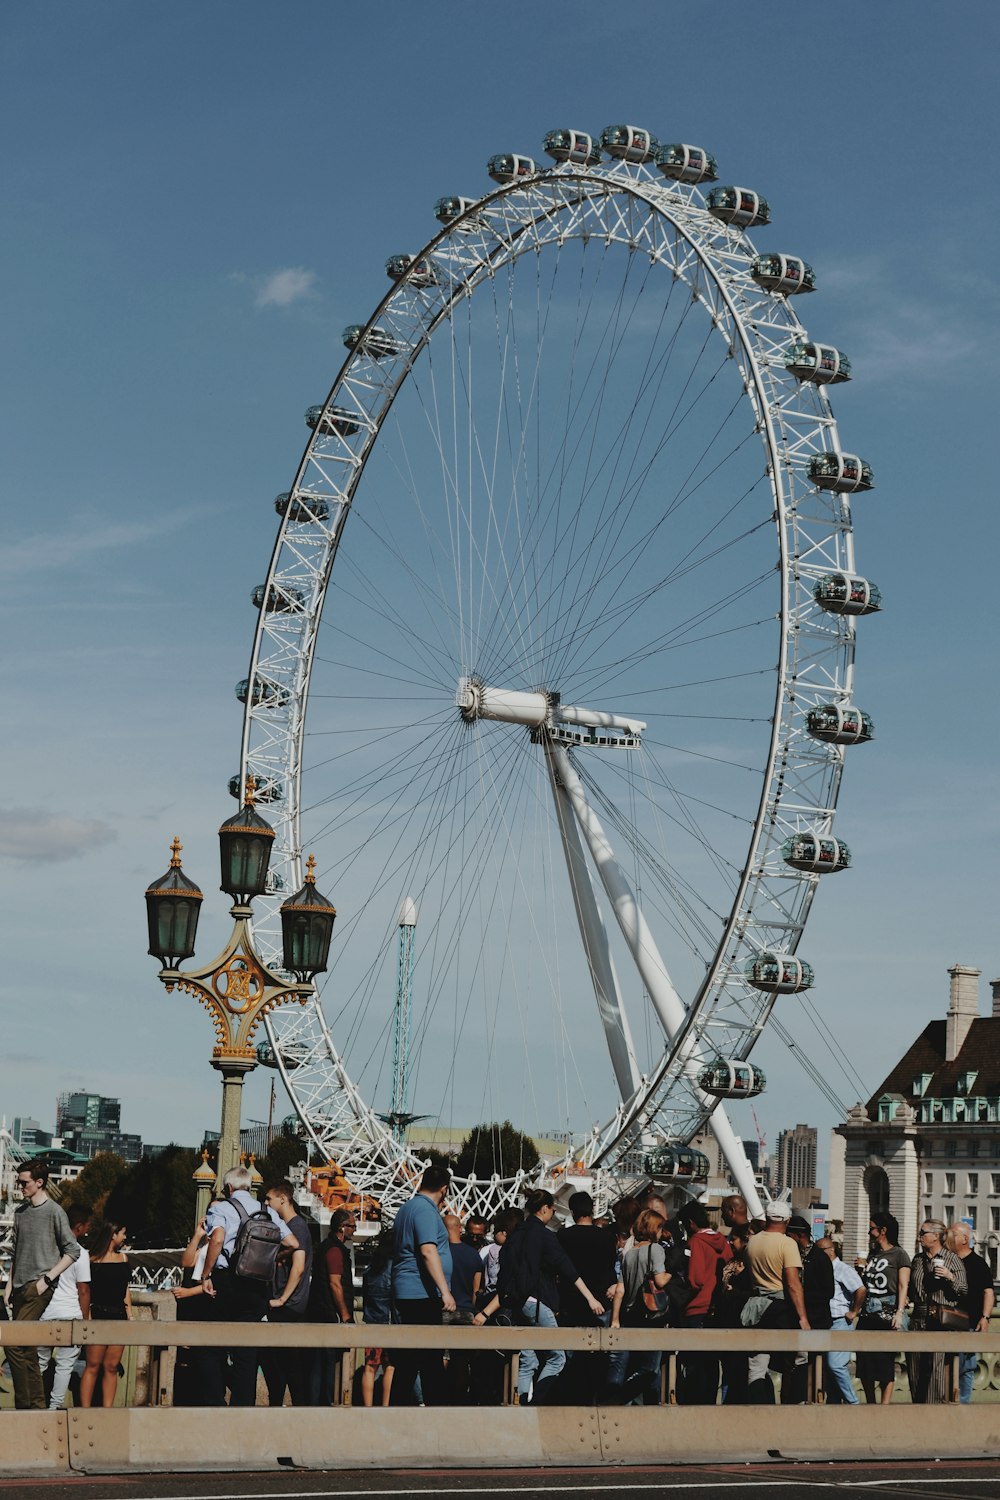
[62,1152,128,1218]
[454,1121,539,1180]
[255,1125,308,1186]
[103,1146,199,1248]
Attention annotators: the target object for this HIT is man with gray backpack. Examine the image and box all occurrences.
[199,1165,302,1405]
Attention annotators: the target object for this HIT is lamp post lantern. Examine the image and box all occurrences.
[145,780,336,1184]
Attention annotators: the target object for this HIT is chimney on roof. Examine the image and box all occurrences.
[991,978,1000,1019]
[946,964,981,1061]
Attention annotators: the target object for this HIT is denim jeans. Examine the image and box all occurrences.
[518,1299,564,1401]
[825,1316,859,1404]
[960,1350,978,1404]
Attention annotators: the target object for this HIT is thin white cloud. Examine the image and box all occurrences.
[0,512,195,579]
[254,267,319,308]
[1,808,117,862]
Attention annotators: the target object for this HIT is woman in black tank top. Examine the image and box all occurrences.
[79,1221,131,1407]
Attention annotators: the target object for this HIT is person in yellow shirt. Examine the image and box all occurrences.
[742,1201,809,1402]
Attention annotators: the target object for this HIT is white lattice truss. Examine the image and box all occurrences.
[238,154,865,1217]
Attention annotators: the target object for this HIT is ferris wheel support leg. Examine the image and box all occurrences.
[544,744,642,1104]
[550,745,763,1219]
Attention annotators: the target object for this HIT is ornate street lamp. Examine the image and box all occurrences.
[145,838,203,969]
[281,856,336,980]
[144,778,332,1186]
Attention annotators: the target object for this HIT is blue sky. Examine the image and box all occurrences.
[3,3,999,1190]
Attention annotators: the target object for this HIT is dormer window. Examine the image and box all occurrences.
[912,1073,933,1097]
[955,1071,978,1097]
[877,1096,897,1123]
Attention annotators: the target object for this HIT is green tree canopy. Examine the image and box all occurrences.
[454,1121,539,1180]
[103,1146,199,1248]
[62,1152,127,1218]
[255,1125,308,1186]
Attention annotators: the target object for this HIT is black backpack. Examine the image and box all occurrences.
[228,1195,284,1284]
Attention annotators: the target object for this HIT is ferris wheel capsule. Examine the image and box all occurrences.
[706,186,770,227]
[644,1144,710,1181]
[235,675,290,710]
[655,143,718,184]
[543,128,600,164]
[813,573,882,616]
[751,254,815,295]
[697,1058,767,1098]
[251,582,306,613]
[600,125,657,162]
[305,405,360,438]
[229,772,283,804]
[434,196,482,229]
[745,952,814,994]
[782,832,851,874]
[274,490,330,524]
[809,452,874,492]
[342,325,405,360]
[487,154,540,184]
[385,254,438,288]
[805,704,874,745]
[785,341,852,384]
[255,1040,308,1070]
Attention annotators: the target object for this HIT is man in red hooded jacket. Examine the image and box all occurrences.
[676,1200,732,1404]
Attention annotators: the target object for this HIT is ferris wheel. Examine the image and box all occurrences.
[236,125,878,1218]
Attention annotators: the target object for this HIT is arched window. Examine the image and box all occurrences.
[865,1164,890,1219]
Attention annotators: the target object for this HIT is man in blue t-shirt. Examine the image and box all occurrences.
[390,1165,455,1405]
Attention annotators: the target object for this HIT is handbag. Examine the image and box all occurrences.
[631,1245,670,1327]
[926,1303,970,1332]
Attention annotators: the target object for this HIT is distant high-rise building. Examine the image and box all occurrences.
[742,1138,760,1171]
[54,1091,141,1162]
[775,1123,818,1208]
[12,1117,51,1152]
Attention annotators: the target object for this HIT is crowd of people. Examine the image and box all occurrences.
[2,1158,995,1410]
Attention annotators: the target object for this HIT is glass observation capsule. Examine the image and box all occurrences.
[697,1059,767,1098]
[251,583,306,613]
[805,704,874,746]
[808,452,874,492]
[305,405,360,437]
[255,1040,308,1070]
[751,254,815,295]
[745,952,815,994]
[229,773,283,803]
[385,254,437,288]
[543,128,600,164]
[275,490,330,524]
[782,832,851,874]
[342,324,404,359]
[434,195,482,228]
[785,342,852,384]
[235,675,290,709]
[706,186,770,227]
[600,125,657,162]
[487,154,539,184]
[813,573,881,616]
[655,143,718,183]
[644,1144,710,1181]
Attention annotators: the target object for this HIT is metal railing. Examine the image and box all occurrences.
[3,1319,998,1408]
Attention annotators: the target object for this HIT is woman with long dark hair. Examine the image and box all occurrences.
[79,1221,131,1408]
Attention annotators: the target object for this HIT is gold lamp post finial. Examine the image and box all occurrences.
[244,774,257,808]
[169,837,183,869]
[305,854,317,885]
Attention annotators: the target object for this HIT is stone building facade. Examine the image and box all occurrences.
[832,964,1000,1271]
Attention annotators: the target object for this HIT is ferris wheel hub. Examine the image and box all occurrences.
[457,677,645,747]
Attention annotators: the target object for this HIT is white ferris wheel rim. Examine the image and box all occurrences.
[237,143,867,1211]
